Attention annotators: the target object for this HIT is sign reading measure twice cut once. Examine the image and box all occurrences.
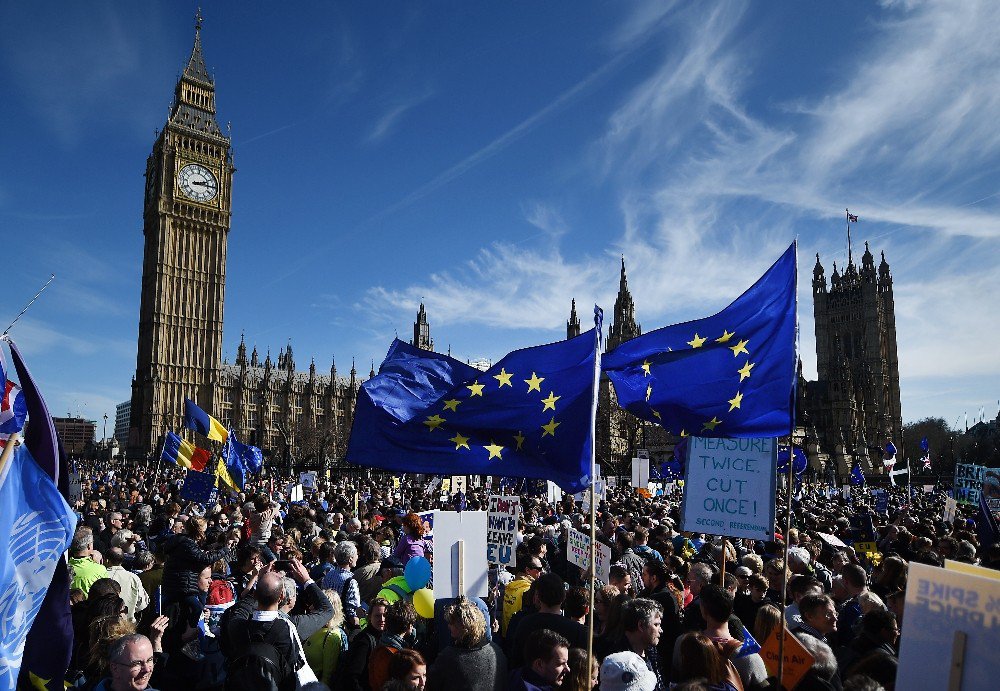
[681,436,777,541]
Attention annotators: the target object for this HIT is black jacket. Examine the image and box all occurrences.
[161,534,232,597]
[334,625,380,691]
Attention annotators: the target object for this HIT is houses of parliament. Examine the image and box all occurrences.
[127,21,903,478]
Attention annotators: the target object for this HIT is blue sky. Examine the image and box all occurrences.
[2,1,999,435]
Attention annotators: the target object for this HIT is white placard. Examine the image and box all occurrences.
[567,527,591,570]
[289,484,304,502]
[433,511,489,599]
[897,561,1000,691]
[681,437,777,540]
[487,496,520,566]
[595,540,612,584]
[451,475,467,494]
[299,471,317,490]
[943,497,958,524]
[631,458,649,489]
[546,481,561,504]
[68,471,83,504]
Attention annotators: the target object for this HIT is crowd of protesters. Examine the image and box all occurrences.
[50,458,1000,691]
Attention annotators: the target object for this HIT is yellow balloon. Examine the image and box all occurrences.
[413,587,435,619]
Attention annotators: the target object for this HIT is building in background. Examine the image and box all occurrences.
[114,400,131,448]
[54,416,96,456]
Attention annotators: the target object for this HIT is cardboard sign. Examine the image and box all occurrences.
[451,475,467,494]
[567,527,591,570]
[681,437,777,540]
[299,471,317,490]
[897,561,1000,691]
[944,560,1000,581]
[433,511,489,598]
[486,495,519,566]
[760,625,814,690]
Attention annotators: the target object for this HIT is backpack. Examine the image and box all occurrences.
[225,620,294,691]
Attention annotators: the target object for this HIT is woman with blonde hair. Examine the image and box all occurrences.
[753,603,782,646]
[563,647,598,691]
[304,589,349,687]
[594,584,620,636]
[84,614,136,685]
[426,596,507,691]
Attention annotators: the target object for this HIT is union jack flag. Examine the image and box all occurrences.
[0,351,28,447]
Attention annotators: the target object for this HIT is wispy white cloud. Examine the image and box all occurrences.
[367,89,435,143]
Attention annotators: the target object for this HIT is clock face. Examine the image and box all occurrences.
[178,163,219,202]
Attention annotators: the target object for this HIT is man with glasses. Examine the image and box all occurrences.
[99,634,159,691]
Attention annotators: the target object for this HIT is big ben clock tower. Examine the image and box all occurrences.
[128,13,234,459]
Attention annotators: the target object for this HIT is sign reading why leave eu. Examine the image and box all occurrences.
[681,436,777,540]
[486,495,519,566]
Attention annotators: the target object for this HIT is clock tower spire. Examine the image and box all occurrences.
[128,13,235,459]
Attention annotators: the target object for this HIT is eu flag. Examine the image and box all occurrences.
[347,325,600,493]
[850,462,866,486]
[601,243,796,438]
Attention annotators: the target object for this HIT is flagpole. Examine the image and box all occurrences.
[586,307,603,681]
[777,240,800,689]
[1,274,55,337]
[0,432,19,477]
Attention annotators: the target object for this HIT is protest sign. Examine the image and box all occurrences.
[816,532,847,548]
[433,511,489,598]
[417,510,434,537]
[681,436,777,540]
[984,469,1000,513]
[68,471,83,504]
[486,495,519,566]
[299,471,317,490]
[392,476,402,490]
[944,560,1000,581]
[567,527,591,570]
[441,478,451,493]
[873,489,889,514]
[546,481,561,504]
[606,476,617,489]
[853,541,879,558]
[943,497,958,524]
[842,484,850,500]
[595,540,612,584]
[631,457,649,489]
[954,463,986,505]
[288,484,304,502]
[922,484,933,493]
[759,625,814,690]
[897,561,1000,691]
[451,475,467,494]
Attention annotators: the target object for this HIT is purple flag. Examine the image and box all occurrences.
[8,340,74,690]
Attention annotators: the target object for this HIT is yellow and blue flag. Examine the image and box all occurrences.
[347,316,601,493]
[601,243,797,439]
[184,398,228,443]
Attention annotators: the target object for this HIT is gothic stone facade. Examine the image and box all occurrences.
[803,243,903,475]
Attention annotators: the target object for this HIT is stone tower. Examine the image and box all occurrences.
[566,299,581,339]
[411,303,434,351]
[809,243,903,472]
[128,14,234,458]
[606,258,641,352]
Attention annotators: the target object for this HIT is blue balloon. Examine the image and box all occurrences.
[404,556,431,590]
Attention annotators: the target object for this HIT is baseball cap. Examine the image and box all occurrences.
[600,652,657,691]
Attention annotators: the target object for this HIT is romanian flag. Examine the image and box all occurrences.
[184,398,228,443]
[162,430,211,471]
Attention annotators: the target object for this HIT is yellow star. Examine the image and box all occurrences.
[541,391,561,411]
[442,398,460,412]
[728,391,744,411]
[541,417,561,437]
[524,372,545,392]
[646,383,653,401]
[687,333,707,348]
[716,330,734,343]
[702,417,722,432]
[484,441,504,459]
[738,360,755,381]
[642,359,651,376]
[423,414,446,431]
[493,368,513,388]
[729,339,749,357]
[652,410,662,420]
[450,433,470,450]
[514,431,525,450]
[467,380,485,396]
[680,429,688,437]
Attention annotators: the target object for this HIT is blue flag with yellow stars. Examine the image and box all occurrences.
[347,322,601,493]
[601,243,796,438]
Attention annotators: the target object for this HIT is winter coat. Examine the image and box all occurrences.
[161,534,232,597]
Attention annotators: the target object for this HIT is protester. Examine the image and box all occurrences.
[509,629,570,691]
[427,596,507,691]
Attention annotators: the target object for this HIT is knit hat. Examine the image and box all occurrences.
[600,652,657,691]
